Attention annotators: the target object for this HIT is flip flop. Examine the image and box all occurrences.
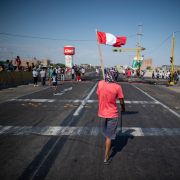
[103,157,112,165]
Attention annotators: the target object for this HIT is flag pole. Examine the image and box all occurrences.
[95,29,105,80]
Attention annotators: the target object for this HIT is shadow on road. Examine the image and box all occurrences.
[110,129,135,160]
[122,111,139,115]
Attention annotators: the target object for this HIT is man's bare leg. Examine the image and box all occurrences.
[104,138,111,161]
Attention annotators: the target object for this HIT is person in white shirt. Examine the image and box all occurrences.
[81,67,85,76]
[166,71,170,80]
[40,68,46,86]
[96,68,100,76]
[32,68,38,87]
[71,68,75,80]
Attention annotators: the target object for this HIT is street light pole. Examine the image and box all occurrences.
[169,32,175,85]
[136,24,143,76]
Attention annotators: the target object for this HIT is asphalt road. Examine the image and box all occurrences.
[0,73,180,180]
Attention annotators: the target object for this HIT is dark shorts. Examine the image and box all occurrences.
[53,82,57,86]
[101,117,119,139]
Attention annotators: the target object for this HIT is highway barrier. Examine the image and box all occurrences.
[0,71,33,89]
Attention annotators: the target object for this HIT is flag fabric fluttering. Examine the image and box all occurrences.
[97,31,127,47]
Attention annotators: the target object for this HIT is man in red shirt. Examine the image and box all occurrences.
[96,69,125,164]
[15,56,21,71]
[127,68,131,77]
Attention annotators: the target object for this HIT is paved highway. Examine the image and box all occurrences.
[0,73,180,180]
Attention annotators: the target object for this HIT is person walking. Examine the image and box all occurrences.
[96,69,125,165]
[60,67,65,81]
[51,69,58,94]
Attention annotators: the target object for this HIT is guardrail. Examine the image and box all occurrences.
[0,71,33,89]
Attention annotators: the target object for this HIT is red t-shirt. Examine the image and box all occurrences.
[127,70,131,77]
[96,80,124,118]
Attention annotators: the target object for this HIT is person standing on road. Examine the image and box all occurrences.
[76,70,81,81]
[152,71,155,79]
[81,67,85,76]
[32,68,38,87]
[48,66,53,86]
[162,71,165,79]
[166,71,170,80]
[174,71,179,84]
[15,56,21,71]
[96,68,100,76]
[156,71,160,80]
[126,68,131,80]
[40,68,46,86]
[96,69,125,164]
[71,67,75,80]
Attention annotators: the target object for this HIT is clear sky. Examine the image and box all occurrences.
[0,0,180,67]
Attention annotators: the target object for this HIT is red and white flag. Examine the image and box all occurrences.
[97,31,127,47]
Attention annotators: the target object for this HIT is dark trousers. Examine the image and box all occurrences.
[33,77,38,85]
[41,77,46,85]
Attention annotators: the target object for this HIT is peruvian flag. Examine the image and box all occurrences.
[97,31,127,47]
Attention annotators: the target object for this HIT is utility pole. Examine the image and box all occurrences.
[113,24,145,76]
[169,32,175,85]
[137,24,143,48]
[136,24,143,72]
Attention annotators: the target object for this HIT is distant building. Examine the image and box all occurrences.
[162,65,180,72]
[115,65,124,73]
[80,64,92,69]
[40,59,51,67]
[141,58,153,70]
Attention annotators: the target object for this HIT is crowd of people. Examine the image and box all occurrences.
[122,68,179,84]
[32,65,86,88]
[0,56,36,72]
[152,70,179,83]
[97,67,180,85]
[1,56,179,86]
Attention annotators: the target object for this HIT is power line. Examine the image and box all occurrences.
[0,32,136,42]
[144,30,180,56]
[144,34,172,56]
[0,32,95,42]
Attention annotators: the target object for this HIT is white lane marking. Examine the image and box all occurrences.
[0,125,180,136]
[53,87,73,96]
[73,83,98,116]
[133,85,180,119]
[0,86,50,104]
[122,127,144,136]
[0,126,12,134]
[124,101,159,104]
[87,100,159,104]
[8,99,159,105]
[53,93,63,96]
[9,98,55,102]
[62,87,73,92]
